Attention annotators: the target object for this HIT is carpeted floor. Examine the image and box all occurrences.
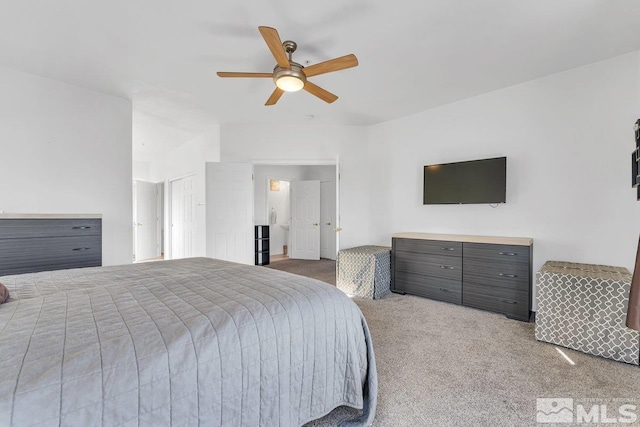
[269,259,640,426]
[267,258,337,285]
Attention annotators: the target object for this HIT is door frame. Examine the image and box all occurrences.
[252,158,341,258]
[166,172,197,260]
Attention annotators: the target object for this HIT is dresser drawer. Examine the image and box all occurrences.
[394,270,461,304]
[394,238,462,258]
[0,235,102,276]
[463,281,529,305]
[462,258,529,291]
[395,251,462,281]
[463,291,530,321]
[463,242,530,264]
[0,219,102,239]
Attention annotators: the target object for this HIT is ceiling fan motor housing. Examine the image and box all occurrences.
[273,62,306,91]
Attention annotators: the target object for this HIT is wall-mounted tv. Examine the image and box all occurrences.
[423,157,506,205]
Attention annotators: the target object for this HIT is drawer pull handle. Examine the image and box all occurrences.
[440,265,455,270]
[72,247,91,251]
[500,299,518,305]
[440,247,455,251]
[498,251,517,256]
[439,288,453,293]
[499,273,518,278]
[72,226,91,230]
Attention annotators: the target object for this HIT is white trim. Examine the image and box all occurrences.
[251,159,337,166]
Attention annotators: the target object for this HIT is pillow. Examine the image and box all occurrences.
[0,282,9,304]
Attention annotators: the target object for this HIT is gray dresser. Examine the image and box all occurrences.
[0,214,102,276]
[392,233,533,321]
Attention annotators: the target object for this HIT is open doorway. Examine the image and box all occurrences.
[254,163,338,262]
[266,179,291,262]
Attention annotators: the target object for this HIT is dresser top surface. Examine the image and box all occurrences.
[0,214,102,219]
[392,232,533,246]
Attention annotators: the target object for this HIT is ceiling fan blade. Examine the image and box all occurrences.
[258,26,290,69]
[303,54,358,77]
[304,81,338,103]
[217,72,273,78]
[265,88,285,106]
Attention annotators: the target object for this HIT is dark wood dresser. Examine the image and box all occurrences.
[0,214,102,276]
[392,233,533,321]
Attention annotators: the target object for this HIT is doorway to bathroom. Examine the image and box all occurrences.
[266,179,291,261]
[254,163,337,261]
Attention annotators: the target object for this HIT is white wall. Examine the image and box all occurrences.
[0,65,133,265]
[148,129,220,257]
[133,161,151,181]
[368,51,640,305]
[221,124,368,250]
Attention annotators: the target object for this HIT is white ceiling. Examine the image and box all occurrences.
[2,0,640,161]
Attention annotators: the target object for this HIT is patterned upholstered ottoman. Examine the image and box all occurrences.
[337,245,391,299]
[535,261,640,365]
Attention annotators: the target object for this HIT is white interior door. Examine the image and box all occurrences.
[206,162,254,265]
[171,174,197,259]
[320,181,336,260]
[134,180,158,262]
[290,180,320,260]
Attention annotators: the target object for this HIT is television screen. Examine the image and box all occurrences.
[423,157,506,204]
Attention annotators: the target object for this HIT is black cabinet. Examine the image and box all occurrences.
[392,234,533,321]
[255,225,270,266]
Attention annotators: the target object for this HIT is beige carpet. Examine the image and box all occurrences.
[267,258,336,285]
[269,259,640,426]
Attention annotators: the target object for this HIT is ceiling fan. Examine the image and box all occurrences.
[217,26,358,106]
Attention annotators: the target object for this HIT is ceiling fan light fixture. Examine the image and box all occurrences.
[276,75,304,92]
[273,64,306,92]
[217,27,357,105]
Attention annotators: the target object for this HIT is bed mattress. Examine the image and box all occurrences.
[0,257,377,426]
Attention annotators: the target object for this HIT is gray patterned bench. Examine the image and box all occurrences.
[535,261,640,365]
[337,245,391,299]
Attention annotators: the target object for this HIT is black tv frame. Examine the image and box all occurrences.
[423,156,507,205]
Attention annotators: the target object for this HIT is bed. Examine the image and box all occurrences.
[0,257,377,426]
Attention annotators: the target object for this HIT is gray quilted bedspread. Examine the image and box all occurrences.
[0,258,377,426]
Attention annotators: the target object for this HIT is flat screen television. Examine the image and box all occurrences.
[423,157,506,205]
